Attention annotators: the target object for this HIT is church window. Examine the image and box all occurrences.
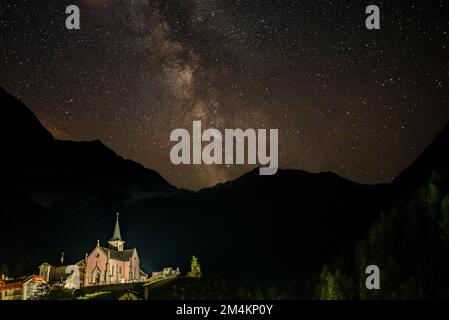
[93,270,100,284]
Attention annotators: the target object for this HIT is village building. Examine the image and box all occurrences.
[0,275,45,300]
[150,267,180,282]
[39,257,86,289]
[38,212,147,289]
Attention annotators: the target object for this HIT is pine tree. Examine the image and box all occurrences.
[439,194,449,246]
[188,255,202,278]
[267,285,279,300]
[254,286,264,300]
[316,265,355,300]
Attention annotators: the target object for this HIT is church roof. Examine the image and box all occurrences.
[101,247,135,261]
[110,212,123,241]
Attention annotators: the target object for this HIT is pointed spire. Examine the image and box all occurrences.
[60,252,64,265]
[111,212,122,241]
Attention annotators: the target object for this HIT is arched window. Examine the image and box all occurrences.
[93,270,100,284]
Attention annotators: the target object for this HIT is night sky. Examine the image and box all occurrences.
[1,0,448,190]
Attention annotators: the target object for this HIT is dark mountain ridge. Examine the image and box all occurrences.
[1,86,448,296]
[1,87,176,206]
[393,122,449,190]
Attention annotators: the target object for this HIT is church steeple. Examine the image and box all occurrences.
[108,212,125,251]
[112,212,122,241]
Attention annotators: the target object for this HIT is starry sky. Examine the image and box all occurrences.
[1,0,448,190]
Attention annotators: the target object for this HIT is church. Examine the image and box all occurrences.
[84,213,147,286]
[39,213,147,288]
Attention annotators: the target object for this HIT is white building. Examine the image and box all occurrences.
[0,275,45,300]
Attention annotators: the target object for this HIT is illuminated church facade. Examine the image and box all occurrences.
[84,213,147,286]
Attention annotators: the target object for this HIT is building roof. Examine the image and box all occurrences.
[0,275,44,290]
[110,212,123,241]
[48,266,70,283]
[40,259,85,269]
[101,247,135,261]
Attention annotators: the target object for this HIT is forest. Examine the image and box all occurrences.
[316,168,449,299]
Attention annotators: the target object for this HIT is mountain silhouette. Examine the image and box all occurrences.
[393,122,449,191]
[315,124,449,299]
[1,87,176,206]
[1,86,448,297]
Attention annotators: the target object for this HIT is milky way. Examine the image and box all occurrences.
[1,0,448,190]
